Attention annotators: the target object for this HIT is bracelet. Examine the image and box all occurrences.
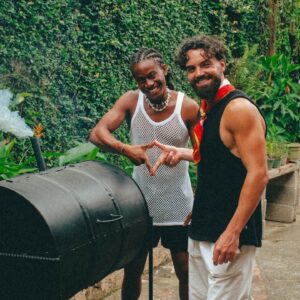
[120,143,126,154]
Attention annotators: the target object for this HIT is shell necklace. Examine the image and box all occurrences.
[144,90,171,112]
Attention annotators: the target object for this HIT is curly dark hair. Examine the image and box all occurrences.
[175,35,228,70]
[129,47,174,89]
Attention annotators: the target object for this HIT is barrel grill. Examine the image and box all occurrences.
[0,161,149,300]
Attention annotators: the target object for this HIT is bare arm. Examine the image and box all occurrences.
[89,92,131,153]
[89,91,154,170]
[213,99,269,265]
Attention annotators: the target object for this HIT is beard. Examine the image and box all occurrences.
[192,75,222,100]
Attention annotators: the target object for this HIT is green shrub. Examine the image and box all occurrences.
[230,47,300,142]
[1,0,296,176]
[0,1,268,163]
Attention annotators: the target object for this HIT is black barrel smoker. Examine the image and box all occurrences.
[0,161,150,300]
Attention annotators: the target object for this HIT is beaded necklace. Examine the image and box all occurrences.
[144,90,171,112]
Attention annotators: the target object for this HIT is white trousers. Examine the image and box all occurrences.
[188,238,256,300]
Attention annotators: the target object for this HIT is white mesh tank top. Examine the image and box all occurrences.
[130,90,194,225]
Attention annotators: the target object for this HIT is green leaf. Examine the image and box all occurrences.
[5,139,16,155]
[287,64,300,73]
[58,142,98,166]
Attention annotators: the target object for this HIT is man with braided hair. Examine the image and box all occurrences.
[153,35,268,299]
[90,47,199,299]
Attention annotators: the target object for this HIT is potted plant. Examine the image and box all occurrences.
[266,141,275,169]
[266,122,290,169]
[287,143,300,162]
[267,141,289,169]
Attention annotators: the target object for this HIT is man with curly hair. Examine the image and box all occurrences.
[154,35,268,299]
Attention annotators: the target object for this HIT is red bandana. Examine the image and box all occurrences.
[193,84,235,164]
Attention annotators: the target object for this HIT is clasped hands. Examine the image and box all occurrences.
[123,140,181,176]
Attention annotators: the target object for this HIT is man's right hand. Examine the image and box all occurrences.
[122,141,155,174]
[212,230,240,265]
[151,140,183,175]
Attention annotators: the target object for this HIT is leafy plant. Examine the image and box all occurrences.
[0,139,36,180]
[230,48,300,142]
[229,45,267,93]
[267,123,287,143]
[256,54,300,142]
[266,140,288,160]
[58,142,107,166]
[57,141,134,175]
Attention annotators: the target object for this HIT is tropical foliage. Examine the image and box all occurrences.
[0,138,36,180]
[230,48,300,143]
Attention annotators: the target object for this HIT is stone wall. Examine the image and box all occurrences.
[266,163,300,223]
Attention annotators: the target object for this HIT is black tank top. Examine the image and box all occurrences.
[189,90,264,247]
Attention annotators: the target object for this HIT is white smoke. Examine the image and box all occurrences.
[0,89,33,138]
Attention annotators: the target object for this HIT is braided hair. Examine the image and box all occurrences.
[130,47,174,90]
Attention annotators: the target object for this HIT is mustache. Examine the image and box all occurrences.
[192,75,211,85]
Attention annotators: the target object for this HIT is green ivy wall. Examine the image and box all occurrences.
[0,0,268,155]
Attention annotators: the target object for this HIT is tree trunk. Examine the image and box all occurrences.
[268,0,277,55]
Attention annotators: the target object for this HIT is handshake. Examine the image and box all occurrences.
[121,140,184,176]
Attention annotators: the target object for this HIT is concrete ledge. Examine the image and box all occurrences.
[70,245,170,300]
[264,163,300,223]
[267,184,298,205]
[266,203,296,223]
[268,163,299,180]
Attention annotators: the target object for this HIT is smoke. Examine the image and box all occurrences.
[0,90,33,138]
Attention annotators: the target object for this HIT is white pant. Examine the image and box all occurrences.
[188,238,256,300]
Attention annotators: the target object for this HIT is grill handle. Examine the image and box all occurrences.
[96,214,124,224]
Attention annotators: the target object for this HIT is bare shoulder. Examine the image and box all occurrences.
[112,90,139,117]
[116,90,139,107]
[182,94,198,109]
[223,98,265,131]
[181,94,199,124]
